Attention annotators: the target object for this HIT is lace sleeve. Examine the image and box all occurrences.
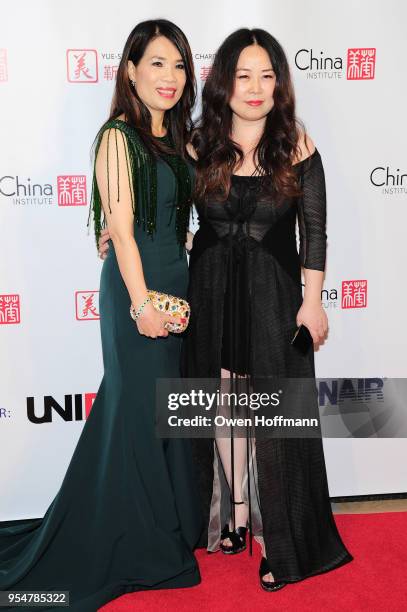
[297,150,327,271]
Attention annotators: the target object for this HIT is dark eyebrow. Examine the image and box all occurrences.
[236,67,275,72]
[150,55,184,62]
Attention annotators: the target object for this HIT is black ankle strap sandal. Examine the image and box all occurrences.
[259,557,287,592]
[219,500,248,555]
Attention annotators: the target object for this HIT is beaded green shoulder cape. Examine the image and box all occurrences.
[88,118,192,254]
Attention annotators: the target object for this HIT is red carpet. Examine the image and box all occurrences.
[100,512,407,611]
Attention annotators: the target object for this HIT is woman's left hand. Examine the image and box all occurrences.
[296,300,328,345]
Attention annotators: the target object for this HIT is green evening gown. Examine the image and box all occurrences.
[0,120,202,611]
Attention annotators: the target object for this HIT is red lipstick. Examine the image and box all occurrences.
[246,100,263,106]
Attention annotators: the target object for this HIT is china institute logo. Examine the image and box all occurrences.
[295,47,376,80]
[370,164,407,195]
[57,175,87,206]
[0,175,87,206]
[66,49,98,83]
[347,49,376,80]
[0,294,20,324]
[75,291,100,320]
[341,280,367,309]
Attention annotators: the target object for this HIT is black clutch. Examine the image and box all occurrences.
[290,324,313,354]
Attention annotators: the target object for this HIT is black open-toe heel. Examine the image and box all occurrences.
[220,523,230,544]
[219,500,247,555]
[259,557,287,592]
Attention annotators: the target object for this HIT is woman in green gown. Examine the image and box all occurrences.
[0,20,202,611]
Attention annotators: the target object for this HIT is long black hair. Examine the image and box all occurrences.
[108,19,196,158]
[193,28,305,201]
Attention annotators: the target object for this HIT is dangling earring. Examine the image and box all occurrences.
[130,79,136,89]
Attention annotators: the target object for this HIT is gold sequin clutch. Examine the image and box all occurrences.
[130,290,190,333]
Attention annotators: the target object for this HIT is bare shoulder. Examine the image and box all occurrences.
[96,126,129,167]
[292,131,316,165]
[186,141,198,161]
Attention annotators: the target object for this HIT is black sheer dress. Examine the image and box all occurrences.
[181,149,354,583]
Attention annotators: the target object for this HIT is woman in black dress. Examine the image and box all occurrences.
[181,28,353,591]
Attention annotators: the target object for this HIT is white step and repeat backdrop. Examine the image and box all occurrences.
[1,0,406,519]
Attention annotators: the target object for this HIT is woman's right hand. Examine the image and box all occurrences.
[135,302,185,339]
[185,230,194,252]
[98,228,111,260]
